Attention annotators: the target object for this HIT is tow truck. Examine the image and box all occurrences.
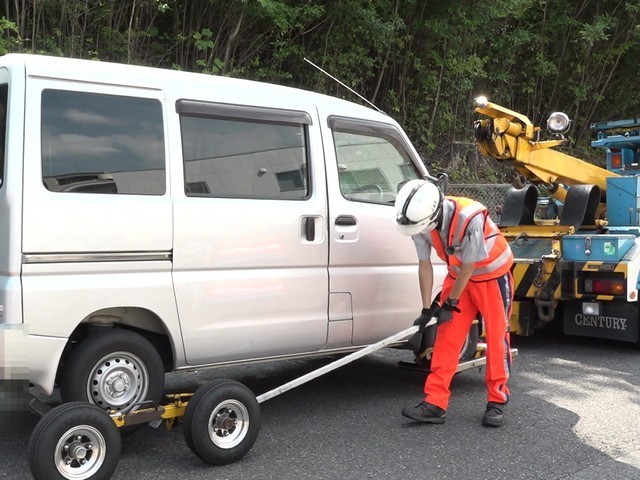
[473,97,640,343]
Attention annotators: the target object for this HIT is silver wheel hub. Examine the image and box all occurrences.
[87,351,149,411]
[55,426,106,479]
[208,400,250,449]
[105,373,129,397]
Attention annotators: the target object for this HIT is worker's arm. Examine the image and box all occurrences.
[411,258,439,328]
[418,259,434,308]
[447,262,474,301]
[436,262,473,324]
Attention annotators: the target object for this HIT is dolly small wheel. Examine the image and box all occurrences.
[28,402,121,480]
[183,379,261,465]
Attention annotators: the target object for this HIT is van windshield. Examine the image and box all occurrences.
[0,84,6,187]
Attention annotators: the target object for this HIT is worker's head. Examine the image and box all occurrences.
[395,179,443,235]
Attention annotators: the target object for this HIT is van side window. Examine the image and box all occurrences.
[0,84,6,188]
[180,114,309,200]
[41,90,166,195]
[332,128,422,205]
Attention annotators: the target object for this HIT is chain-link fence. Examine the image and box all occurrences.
[447,184,511,220]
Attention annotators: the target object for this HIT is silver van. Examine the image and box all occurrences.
[0,54,448,412]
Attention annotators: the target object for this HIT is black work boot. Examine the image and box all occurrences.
[401,401,446,424]
[482,402,506,427]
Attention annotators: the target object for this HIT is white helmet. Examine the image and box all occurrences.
[395,179,443,235]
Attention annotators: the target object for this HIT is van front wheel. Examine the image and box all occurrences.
[60,329,165,413]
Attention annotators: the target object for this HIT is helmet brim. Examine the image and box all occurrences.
[395,221,433,236]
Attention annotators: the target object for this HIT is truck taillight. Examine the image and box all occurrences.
[584,277,625,295]
[610,149,622,168]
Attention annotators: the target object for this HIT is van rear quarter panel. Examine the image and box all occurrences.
[17,63,181,360]
[0,64,26,325]
[22,77,172,254]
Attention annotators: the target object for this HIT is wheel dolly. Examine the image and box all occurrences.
[26,320,518,480]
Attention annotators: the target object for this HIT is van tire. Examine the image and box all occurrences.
[60,329,165,414]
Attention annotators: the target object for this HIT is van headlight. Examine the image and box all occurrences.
[547,112,571,134]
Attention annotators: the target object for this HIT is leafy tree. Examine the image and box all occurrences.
[0,17,20,54]
[2,0,639,183]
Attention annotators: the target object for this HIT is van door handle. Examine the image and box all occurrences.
[335,215,357,226]
[305,217,316,241]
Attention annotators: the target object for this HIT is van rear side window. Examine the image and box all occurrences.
[0,84,6,187]
[180,115,309,200]
[41,90,166,195]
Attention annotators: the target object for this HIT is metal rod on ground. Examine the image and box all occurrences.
[256,319,437,404]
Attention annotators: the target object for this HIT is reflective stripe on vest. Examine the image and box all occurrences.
[430,197,513,281]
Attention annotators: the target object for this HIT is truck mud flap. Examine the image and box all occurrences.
[498,185,537,227]
[562,300,638,342]
[559,184,600,228]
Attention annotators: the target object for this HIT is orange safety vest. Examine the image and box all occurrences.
[430,196,513,281]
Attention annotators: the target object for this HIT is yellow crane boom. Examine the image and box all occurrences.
[473,99,618,205]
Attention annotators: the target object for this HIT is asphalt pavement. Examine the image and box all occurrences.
[2,329,640,480]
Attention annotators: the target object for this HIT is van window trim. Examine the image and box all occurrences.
[176,99,312,127]
[328,115,422,168]
[328,115,405,144]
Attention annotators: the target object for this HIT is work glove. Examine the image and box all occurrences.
[437,298,461,324]
[413,306,439,329]
[407,305,439,352]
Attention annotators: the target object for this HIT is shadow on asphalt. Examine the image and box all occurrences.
[2,329,639,479]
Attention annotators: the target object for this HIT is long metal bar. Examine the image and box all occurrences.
[455,347,518,374]
[256,322,431,404]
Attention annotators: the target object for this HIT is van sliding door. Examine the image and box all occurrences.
[172,100,329,365]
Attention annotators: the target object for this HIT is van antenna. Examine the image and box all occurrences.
[303,57,385,114]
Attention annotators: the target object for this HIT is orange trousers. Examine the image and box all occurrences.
[424,272,514,410]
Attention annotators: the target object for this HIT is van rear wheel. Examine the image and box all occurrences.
[60,330,165,414]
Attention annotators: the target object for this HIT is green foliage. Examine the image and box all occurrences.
[0,17,20,54]
[2,0,639,183]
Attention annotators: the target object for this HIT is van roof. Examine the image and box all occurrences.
[0,53,387,122]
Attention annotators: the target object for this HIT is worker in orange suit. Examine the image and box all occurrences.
[395,179,514,427]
